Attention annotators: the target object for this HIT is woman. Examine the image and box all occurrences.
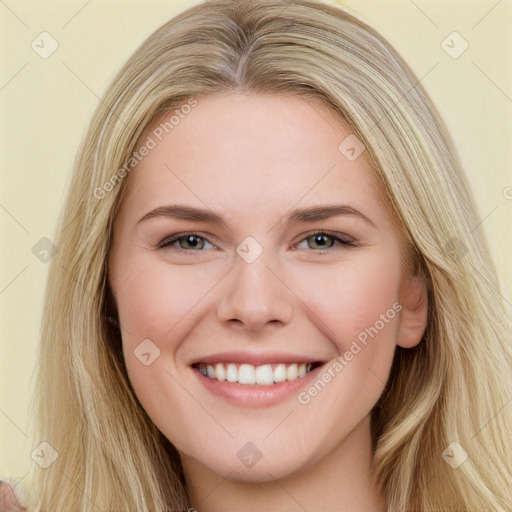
[15,0,512,510]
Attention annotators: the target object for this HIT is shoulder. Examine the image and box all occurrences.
[0,479,27,511]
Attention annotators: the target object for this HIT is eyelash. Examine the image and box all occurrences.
[157,230,357,254]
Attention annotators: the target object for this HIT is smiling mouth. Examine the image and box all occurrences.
[192,361,324,386]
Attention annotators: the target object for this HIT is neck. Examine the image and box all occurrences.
[181,415,386,512]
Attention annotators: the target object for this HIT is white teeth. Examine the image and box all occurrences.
[197,361,318,385]
[255,364,274,385]
[238,364,256,385]
[215,362,226,381]
[226,363,238,382]
[286,363,298,380]
[273,363,287,383]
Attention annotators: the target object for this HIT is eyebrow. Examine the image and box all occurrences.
[137,203,377,229]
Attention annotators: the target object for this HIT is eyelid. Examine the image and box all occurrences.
[157,231,218,250]
[157,229,357,251]
[293,229,357,251]
[297,229,355,245]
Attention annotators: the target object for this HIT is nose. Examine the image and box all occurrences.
[216,248,294,332]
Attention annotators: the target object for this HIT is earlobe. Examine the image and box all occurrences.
[397,275,428,349]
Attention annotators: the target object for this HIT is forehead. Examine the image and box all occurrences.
[117,92,387,224]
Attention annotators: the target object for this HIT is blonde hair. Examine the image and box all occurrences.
[23,0,511,510]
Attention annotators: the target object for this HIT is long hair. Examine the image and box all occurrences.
[24,0,511,510]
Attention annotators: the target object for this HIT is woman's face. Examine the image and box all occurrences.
[109,92,426,482]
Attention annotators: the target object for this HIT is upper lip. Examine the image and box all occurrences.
[190,351,326,367]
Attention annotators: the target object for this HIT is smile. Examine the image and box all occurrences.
[194,362,322,385]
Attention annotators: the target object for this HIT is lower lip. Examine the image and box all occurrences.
[191,365,325,408]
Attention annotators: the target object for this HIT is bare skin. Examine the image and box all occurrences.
[109,92,428,511]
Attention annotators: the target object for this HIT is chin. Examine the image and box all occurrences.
[184,441,322,484]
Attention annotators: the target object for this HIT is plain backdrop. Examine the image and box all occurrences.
[1,0,511,481]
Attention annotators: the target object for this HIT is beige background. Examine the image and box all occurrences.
[1,0,511,481]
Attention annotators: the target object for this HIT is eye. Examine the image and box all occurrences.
[157,233,216,251]
[157,230,356,253]
[295,231,356,252]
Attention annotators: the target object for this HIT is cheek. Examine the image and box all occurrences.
[291,251,402,344]
[113,254,216,341]
[289,252,402,407]
[111,255,203,395]
[111,256,214,442]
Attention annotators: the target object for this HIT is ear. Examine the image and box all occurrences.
[396,275,428,349]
